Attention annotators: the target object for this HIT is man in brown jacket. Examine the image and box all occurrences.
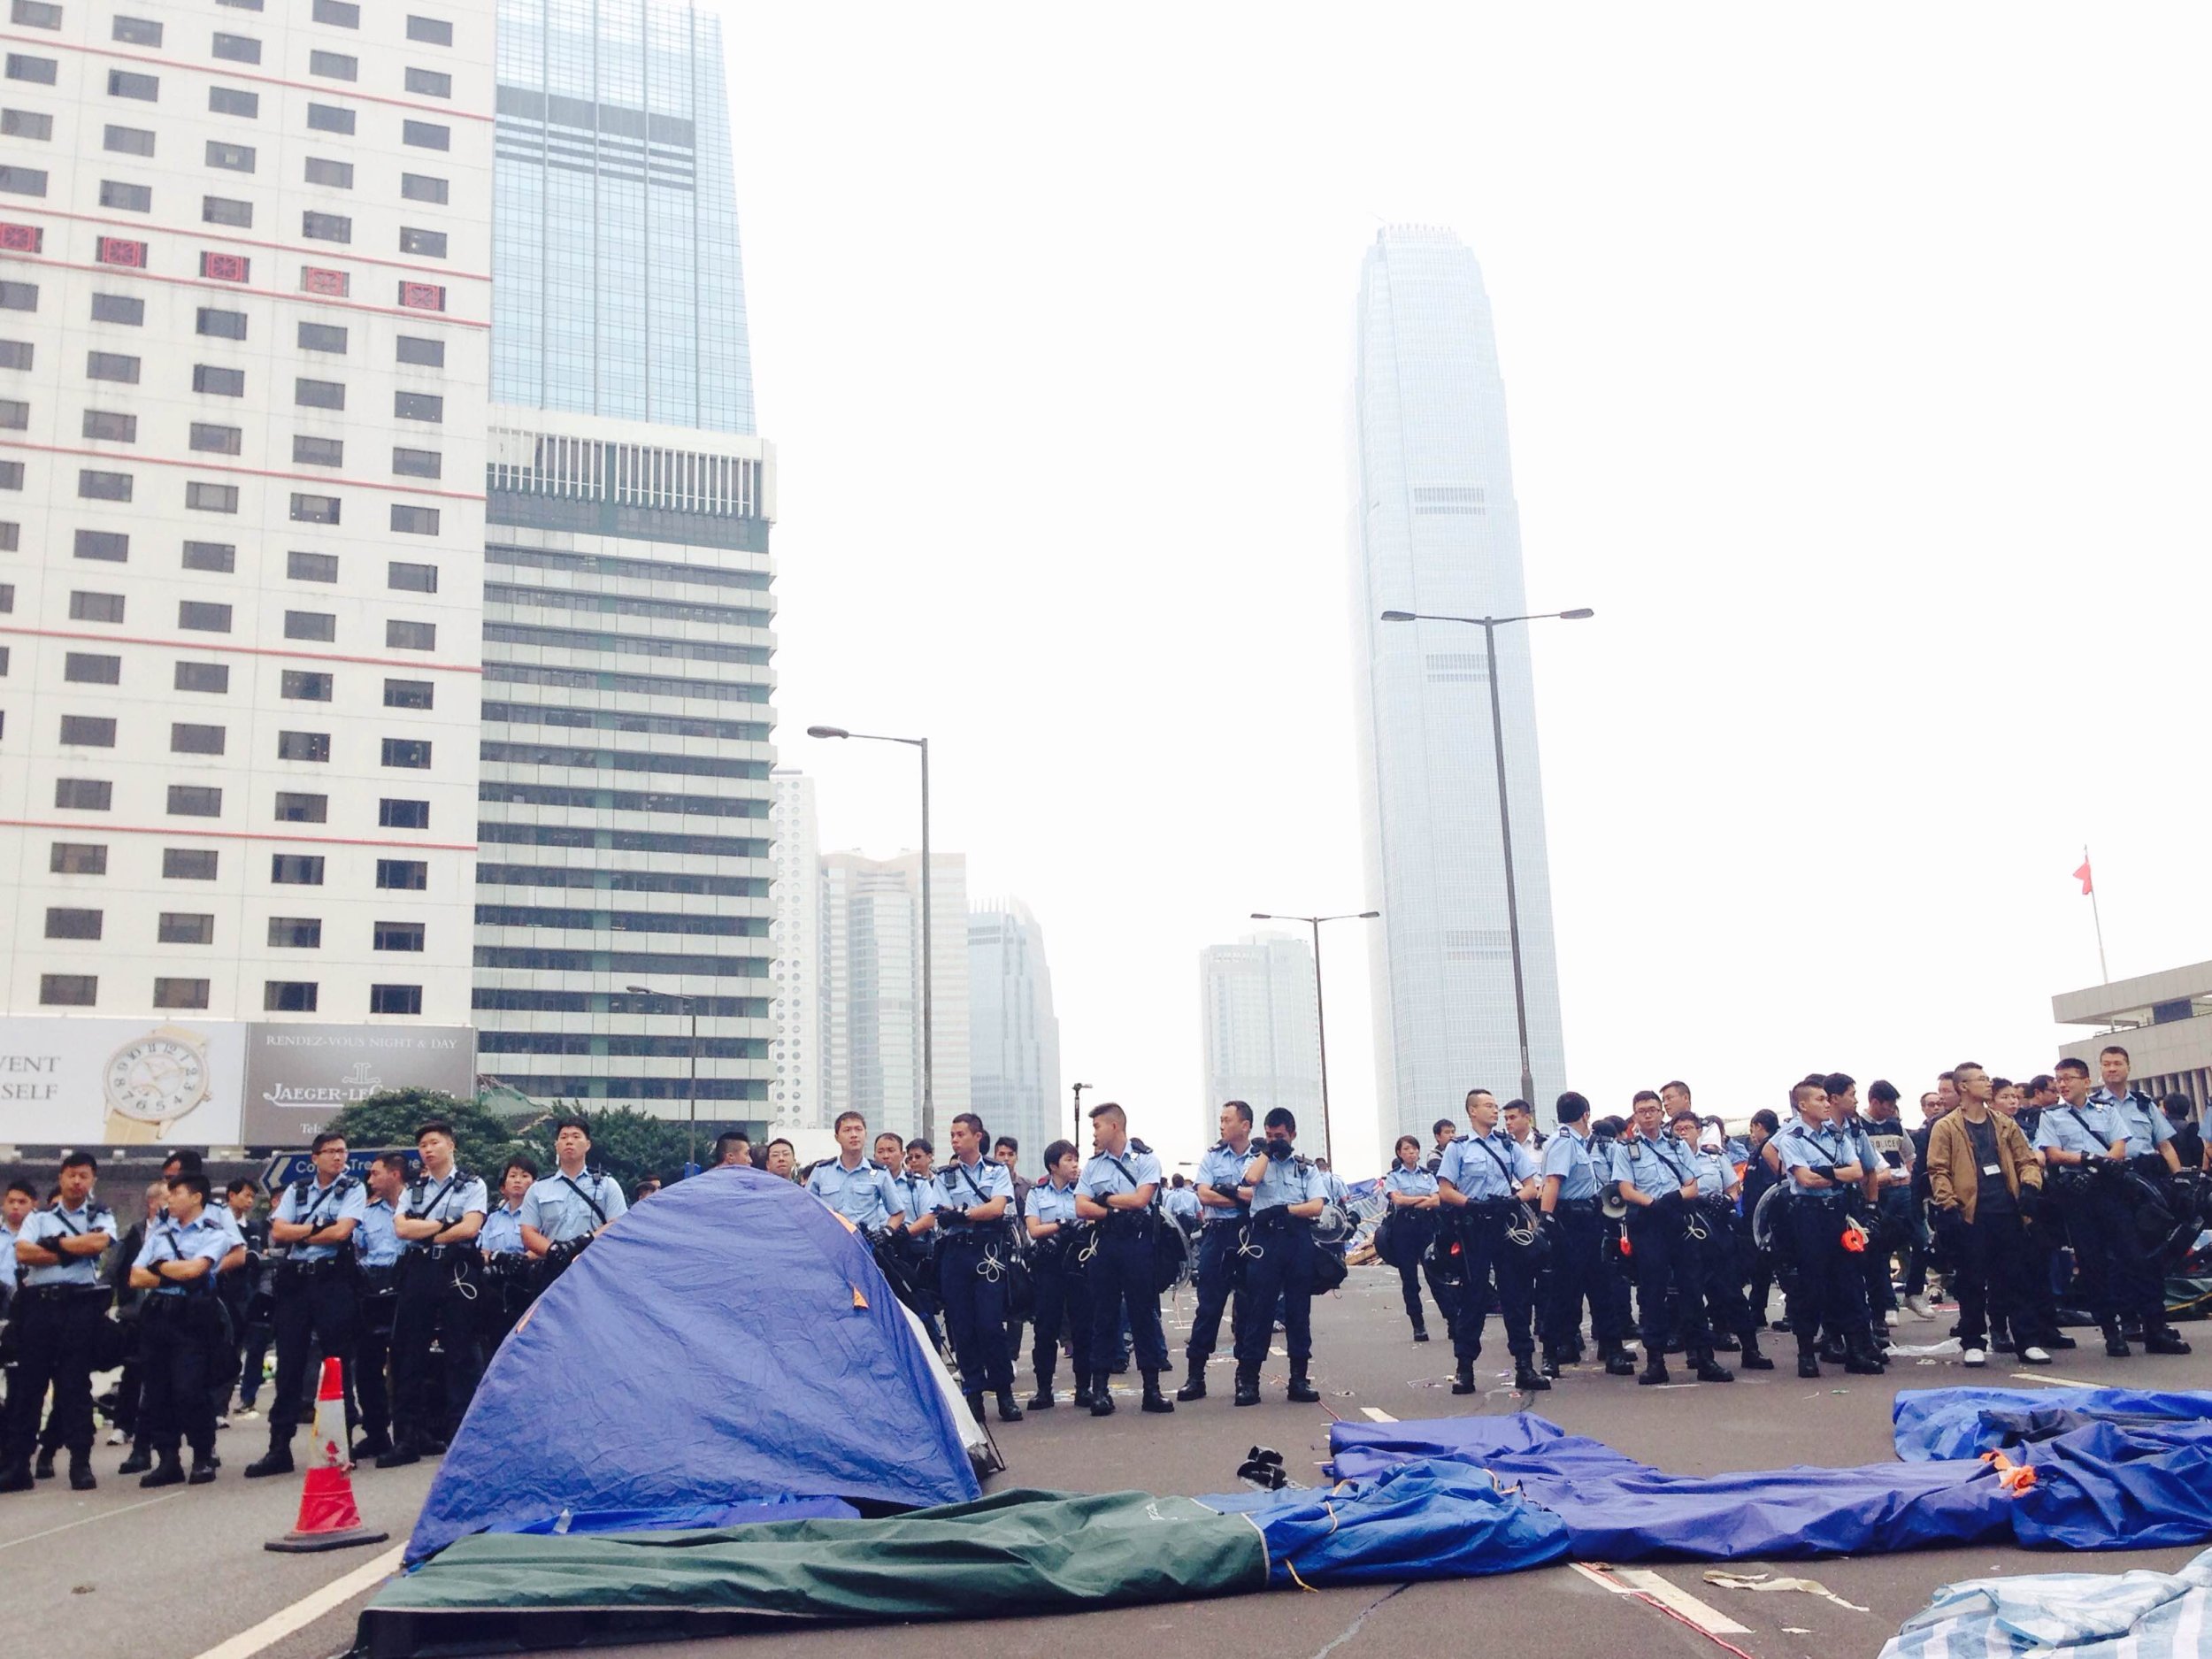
[1927,1061,2051,1368]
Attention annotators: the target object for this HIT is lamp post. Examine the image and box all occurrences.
[625,982,698,1166]
[1377,606,1592,1111]
[808,725,936,1145]
[1071,1080,1090,1147]
[1247,910,1379,1167]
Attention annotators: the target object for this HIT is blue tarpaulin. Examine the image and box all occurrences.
[406,1167,980,1565]
[1880,1547,2212,1659]
[1893,1386,2212,1462]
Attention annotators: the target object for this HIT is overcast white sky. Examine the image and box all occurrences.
[715,4,2212,1177]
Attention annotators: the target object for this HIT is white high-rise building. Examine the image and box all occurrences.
[0,0,490,1035]
[1199,933,1325,1163]
[768,768,821,1130]
[819,849,968,1145]
[968,899,1059,1167]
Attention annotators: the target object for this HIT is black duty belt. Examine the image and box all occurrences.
[21,1283,107,1302]
[1555,1197,1601,1212]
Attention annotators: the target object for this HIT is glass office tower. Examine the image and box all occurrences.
[491,0,755,434]
[1350,227,1569,1151]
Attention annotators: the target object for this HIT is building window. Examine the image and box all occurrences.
[376,858,427,889]
[403,67,450,98]
[373,921,425,952]
[55,779,111,810]
[166,784,221,817]
[91,292,144,325]
[45,908,103,941]
[269,855,323,885]
[98,179,150,211]
[185,480,238,512]
[1,280,40,310]
[281,670,333,702]
[305,102,353,134]
[290,493,341,524]
[12,1,62,28]
[70,590,125,622]
[154,978,209,1010]
[88,350,141,382]
[177,600,233,631]
[370,984,423,1015]
[180,541,234,572]
[308,50,356,80]
[264,980,318,1011]
[0,165,47,196]
[79,469,133,501]
[298,321,347,353]
[163,848,217,879]
[206,140,254,172]
[387,561,438,592]
[385,620,436,650]
[81,410,134,442]
[196,305,248,339]
[383,679,432,709]
[312,0,358,23]
[170,721,226,755]
[157,912,213,944]
[40,974,96,1007]
[275,731,329,762]
[389,504,440,535]
[3,108,52,139]
[59,714,117,747]
[189,422,242,454]
[401,119,449,150]
[204,195,252,227]
[284,610,335,641]
[400,173,448,204]
[396,335,443,367]
[64,652,120,683]
[288,549,338,581]
[173,661,228,692]
[194,365,245,396]
[302,209,349,242]
[406,15,452,44]
[0,339,27,370]
[211,31,261,62]
[0,458,20,488]
[392,447,442,479]
[208,85,257,117]
[273,791,326,821]
[378,798,428,828]
[106,69,157,100]
[113,13,162,42]
[50,841,106,874]
[293,435,342,466]
[380,736,431,767]
[395,391,442,422]
[295,377,344,410]
[398,226,446,258]
[0,394,23,427]
[5,56,58,85]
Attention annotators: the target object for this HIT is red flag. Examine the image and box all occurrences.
[2073,858,2093,895]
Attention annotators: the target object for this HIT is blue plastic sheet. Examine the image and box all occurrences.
[1879,1547,2212,1659]
[407,1169,980,1564]
[1893,1386,2212,1462]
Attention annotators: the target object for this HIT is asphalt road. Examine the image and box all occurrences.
[8,1266,2208,1659]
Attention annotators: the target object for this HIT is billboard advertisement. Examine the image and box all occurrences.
[239,1024,476,1145]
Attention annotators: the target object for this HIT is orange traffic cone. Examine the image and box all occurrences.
[265,1356,389,1554]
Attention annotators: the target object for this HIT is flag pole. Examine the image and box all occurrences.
[2084,844,2109,985]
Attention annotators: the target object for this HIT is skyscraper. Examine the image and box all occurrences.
[768,769,823,1130]
[490,0,753,434]
[1198,933,1325,1164]
[969,900,1060,1165]
[1351,227,1568,1149]
[819,850,970,1145]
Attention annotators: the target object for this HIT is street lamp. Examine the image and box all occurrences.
[1248,910,1380,1167]
[809,724,936,1144]
[625,982,699,1166]
[1377,605,1593,1111]
[1071,1080,1091,1146]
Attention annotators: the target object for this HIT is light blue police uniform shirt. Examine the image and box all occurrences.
[1384,1165,1440,1201]
[398,1168,488,1253]
[480,1202,527,1256]
[1680,1139,1738,1197]
[355,1196,403,1268]
[273,1174,367,1263]
[2093,1087,2175,1156]
[1540,1128,1601,1202]
[1774,1119,1859,1191]
[1164,1186,1202,1225]
[893,1171,946,1225]
[1440,1132,1538,1200]
[2035,1102,2123,1159]
[133,1212,232,1294]
[940,1154,1013,1216]
[1027,1179,1081,1228]
[1611,1133,1699,1197]
[19,1198,115,1287]
[803,1157,898,1230]
[1080,1144,1162,1205]
[1247,1150,1321,1215]
[1194,1142,1252,1220]
[521,1167,628,1244]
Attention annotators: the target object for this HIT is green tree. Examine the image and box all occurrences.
[519,1106,694,1193]
[323,1088,526,1177]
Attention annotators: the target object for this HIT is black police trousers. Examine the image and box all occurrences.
[1184,1223,1242,1363]
[1088,1224,1168,1377]
[1627,1204,1707,1352]
[1784,1198,1870,1356]
[1692,1205,1758,1342]
[937,1233,1013,1394]
[354,1275,399,1444]
[3,1288,105,1463]
[266,1267,358,1449]
[139,1296,221,1462]
[1540,1203,1619,1356]
[1452,1209,1537,1364]
[1029,1263,1092,1390]
[2055,1174,2163,1331]
[1234,1217,1314,1376]
[391,1252,484,1447]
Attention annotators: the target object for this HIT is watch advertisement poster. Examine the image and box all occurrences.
[237,1023,474,1144]
[0,1018,249,1145]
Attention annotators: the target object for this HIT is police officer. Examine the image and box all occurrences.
[1672,1106,1771,1371]
[1163,1175,1202,1232]
[1823,1074,1892,1357]
[1773,1080,1879,1379]
[1383,1134,1445,1342]
[935,1112,1021,1424]
[1539,1093,1635,1376]
[2095,1045,2185,1179]
[477,1156,535,1355]
[351,1152,406,1461]
[243,1135,362,1477]
[1439,1088,1548,1395]
[1861,1079,1917,1330]
[0,1154,113,1493]
[521,1117,628,1279]
[1232,1108,1325,1407]
[381,1120,488,1467]
[1024,1139,1094,1409]
[1077,1101,1175,1416]
[1176,1100,1254,1402]
[1613,1097,1722,1384]
[805,1111,902,1233]
[890,1139,947,1349]
[127,1172,231,1488]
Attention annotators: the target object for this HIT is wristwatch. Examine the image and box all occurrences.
[101,1025,214,1143]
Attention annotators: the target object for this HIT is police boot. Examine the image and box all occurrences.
[1842,1343,1886,1376]
[1451,1361,1476,1395]
[995,1389,1025,1424]
[1027,1380,1056,1411]
[375,1440,424,1470]
[1601,1343,1638,1377]
[1090,1373,1118,1417]
[1071,1376,1095,1409]
[1514,1361,1552,1393]
[1140,1371,1175,1414]
[1691,1349,1735,1384]
[2145,1327,2193,1356]
[1412,1322,1430,1343]
[1739,1331,1774,1371]
[188,1457,218,1486]
[242,1446,294,1479]
[68,1455,96,1492]
[1286,1368,1320,1404]
[2103,1324,2131,1358]
[1233,1371,1261,1407]
[33,1448,54,1480]
[0,1459,31,1494]
[1797,1352,1823,1379]
[139,1455,186,1490]
[1637,1349,1671,1386]
[964,1391,986,1425]
[1539,1352,1564,1379]
[118,1444,153,1476]
[1175,1369,1208,1402]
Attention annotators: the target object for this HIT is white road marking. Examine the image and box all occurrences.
[1359,1406,1397,1423]
[188,1542,405,1659]
[0,1490,186,1553]
[2010,1371,2108,1389]
[1572,1561,1632,1593]
[1271,1346,1288,1359]
[1616,1569,1754,1634]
